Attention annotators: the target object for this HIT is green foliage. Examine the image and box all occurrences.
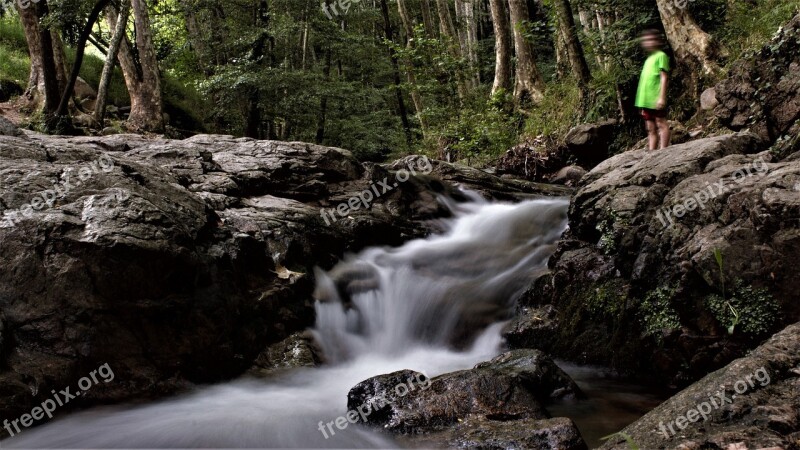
[716,0,800,61]
[585,282,627,319]
[0,17,32,84]
[639,285,681,338]
[523,81,581,139]
[706,280,780,337]
[601,432,640,450]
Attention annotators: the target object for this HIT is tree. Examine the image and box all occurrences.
[95,0,131,124]
[552,0,591,104]
[655,0,724,77]
[489,0,512,95]
[16,0,67,113]
[508,0,544,104]
[107,0,164,132]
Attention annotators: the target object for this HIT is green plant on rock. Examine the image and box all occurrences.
[706,279,780,337]
[595,208,628,255]
[638,285,682,339]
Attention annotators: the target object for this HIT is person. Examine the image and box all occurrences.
[635,29,671,150]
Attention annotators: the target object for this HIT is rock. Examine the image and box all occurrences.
[550,165,587,186]
[600,322,800,450]
[715,13,800,144]
[0,79,23,102]
[81,97,96,111]
[522,132,800,384]
[0,132,562,421]
[503,304,559,351]
[449,416,588,450]
[0,116,22,137]
[247,332,322,377]
[700,87,719,111]
[101,126,120,136]
[347,349,581,434]
[73,113,96,128]
[564,119,618,167]
[73,76,97,100]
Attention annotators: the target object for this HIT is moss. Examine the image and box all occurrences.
[705,279,780,337]
[638,285,682,340]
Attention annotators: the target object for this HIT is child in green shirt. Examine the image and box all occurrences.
[635,29,671,150]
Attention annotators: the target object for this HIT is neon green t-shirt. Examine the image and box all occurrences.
[635,50,670,109]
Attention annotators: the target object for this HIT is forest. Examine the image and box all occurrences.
[1,0,800,449]
[0,0,795,162]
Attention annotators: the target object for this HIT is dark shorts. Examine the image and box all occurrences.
[641,108,667,121]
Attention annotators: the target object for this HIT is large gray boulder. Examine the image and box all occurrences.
[521,131,800,384]
[0,132,563,422]
[601,321,800,450]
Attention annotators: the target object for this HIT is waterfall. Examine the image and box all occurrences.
[3,195,569,449]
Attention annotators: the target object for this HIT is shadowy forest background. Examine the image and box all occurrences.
[0,0,797,163]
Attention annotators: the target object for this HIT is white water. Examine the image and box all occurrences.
[3,195,569,449]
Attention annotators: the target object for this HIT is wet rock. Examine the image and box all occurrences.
[348,349,581,434]
[503,305,559,351]
[715,13,800,144]
[600,322,800,450]
[448,416,588,450]
[248,332,323,376]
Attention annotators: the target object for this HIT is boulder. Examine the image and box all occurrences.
[0,132,564,421]
[564,119,618,167]
[550,165,587,186]
[600,322,800,450]
[0,79,23,102]
[700,87,719,111]
[347,349,581,434]
[503,304,559,351]
[247,332,323,377]
[521,132,800,384]
[0,116,22,137]
[73,77,97,100]
[449,416,587,450]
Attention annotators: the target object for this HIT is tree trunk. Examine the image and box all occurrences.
[489,0,512,95]
[420,0,436,37]
[456,0,480,87]
[435,0,467,99]
[397,0,427,136]
[552,0,591,106]
[95,0,131,124]
[32,1,60,122]
[655,0,723,76]
[17,2,66,111]
[111,0,163,132]
[508,0,544,104]
[379,0,412,146]
[56,0,112,118]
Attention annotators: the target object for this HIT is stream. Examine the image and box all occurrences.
[3,194,663,448]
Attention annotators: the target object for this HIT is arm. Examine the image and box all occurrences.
[656,70,669,110]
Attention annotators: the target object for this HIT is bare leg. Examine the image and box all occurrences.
[646,119,658,150]
[656,116,671,149]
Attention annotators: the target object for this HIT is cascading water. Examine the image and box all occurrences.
[3,194,570,449]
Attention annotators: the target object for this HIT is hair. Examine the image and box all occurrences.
[641,29,665,43]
